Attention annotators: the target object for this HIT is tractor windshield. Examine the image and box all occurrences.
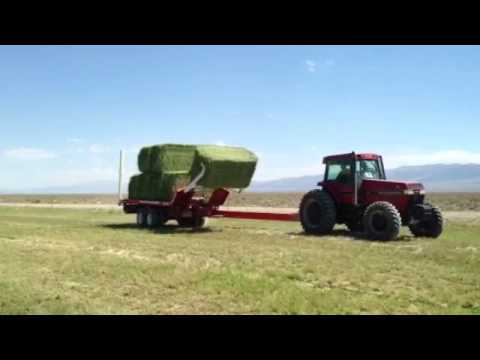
[325,157,385,183]
[326,160,353,183]
[356,159,383,180]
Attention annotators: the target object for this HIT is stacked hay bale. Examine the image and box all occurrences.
[130,144,196,201]
[138,144,197,174]
[191,145,257,189]
[128,144,258,201]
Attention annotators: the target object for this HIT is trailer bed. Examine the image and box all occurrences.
[120,191,299,223]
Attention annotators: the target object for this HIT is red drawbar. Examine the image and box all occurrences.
[212,209,299,222]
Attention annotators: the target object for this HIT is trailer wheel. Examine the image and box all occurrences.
[178,217,207,229]
[146,209,166,228]
[363,202,401,241]
[194,217,207,229]
[299,190,336,235]
[136,210,147,227]
[409,203,443,238]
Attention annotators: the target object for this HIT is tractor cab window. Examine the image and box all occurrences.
[326,161,353,184]
[356,159,383,180]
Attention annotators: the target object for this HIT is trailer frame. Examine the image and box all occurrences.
[119,188,298,228]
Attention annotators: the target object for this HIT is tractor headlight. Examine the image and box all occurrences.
[404,189,426,195]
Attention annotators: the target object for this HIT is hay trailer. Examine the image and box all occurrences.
[117,149,298,229]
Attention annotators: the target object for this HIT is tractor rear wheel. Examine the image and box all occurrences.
[299,190,336,235]
[409,203,443,238]
[363,202,401,241]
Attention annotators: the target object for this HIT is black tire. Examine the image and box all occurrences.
[299,190,336,235]
[363,202,401,241]
[136,209,147,227]
[146,209,166,228]
[178,217,207,229]
[409,203,443,238]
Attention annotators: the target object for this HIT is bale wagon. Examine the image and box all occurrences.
[118,146,443,241]
[119,144,299,229]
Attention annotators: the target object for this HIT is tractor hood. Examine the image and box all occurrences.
[361,179,425,193]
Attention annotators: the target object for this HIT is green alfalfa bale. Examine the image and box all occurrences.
[128,173,146,199]
[165,172,191,191]
[138,173,153,199]
[147,173,175,201]
[129,172,191,201]
[191,145,258,189]
[149,144,197,174]
[128,174,141,199]
[153,173,191,200]
[128,173,152,200]
[138,147,153,173]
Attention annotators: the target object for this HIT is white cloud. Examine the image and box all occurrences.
[2,147,57,160]
[305,59,317,72]
[215,141,226,146]
[305,59,335,73]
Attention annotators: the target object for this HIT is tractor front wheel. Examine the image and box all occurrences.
[299,190,336,235]
[363,202,401,241]
[409,203,443,238]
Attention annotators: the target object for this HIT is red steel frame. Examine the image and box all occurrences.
[119,188,299,222]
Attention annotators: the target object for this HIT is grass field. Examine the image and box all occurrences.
[0,205,479,314]
[1,192,480,211]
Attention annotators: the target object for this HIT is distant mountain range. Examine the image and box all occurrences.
[0,181,118,195]
[2,164,480,194]
[249,164,480,192]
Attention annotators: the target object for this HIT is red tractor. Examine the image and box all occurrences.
[299,152,443,241]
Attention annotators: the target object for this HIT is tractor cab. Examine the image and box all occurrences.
[318,152,387,207]
[322,152,385,185]
[299,151,443,241]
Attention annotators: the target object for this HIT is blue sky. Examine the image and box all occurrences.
[1,45,480,190]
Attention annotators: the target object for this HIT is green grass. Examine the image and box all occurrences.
[0,206,479,314]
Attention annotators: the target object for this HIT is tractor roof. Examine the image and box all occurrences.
[323,153,381,163]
